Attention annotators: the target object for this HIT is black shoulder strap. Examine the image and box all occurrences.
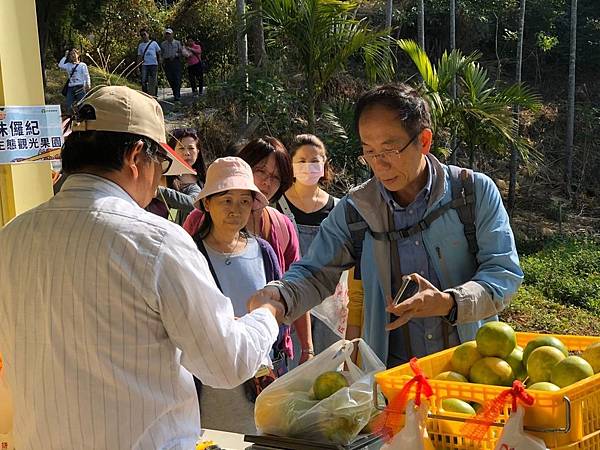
[67,63,80,81]
[192,234,223,292]
[448,165,479,258]
[345,202,369,280]
[142,40,154,59]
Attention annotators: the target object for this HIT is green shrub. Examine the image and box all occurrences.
[520,238,600,313]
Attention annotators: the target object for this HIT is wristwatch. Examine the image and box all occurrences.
[444,291,458,325]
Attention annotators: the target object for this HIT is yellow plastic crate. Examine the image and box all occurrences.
[374,332,600,449]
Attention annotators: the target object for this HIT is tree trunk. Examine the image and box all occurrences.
[236,0,249,125]
[385,0,393,29]
[307,75,316,133]
[236,0,249,68]
[508,0,526,215]
[565,0,577,197]
[449,0,458,164]
[417,0,425,50]
[247,0,267,66]
[36,0,52,89]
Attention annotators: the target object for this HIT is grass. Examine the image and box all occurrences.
[501,286,600,336]
[501,237,600,336]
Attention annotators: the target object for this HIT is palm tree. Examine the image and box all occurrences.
[508,0,526,214]
[261,0,395,132]
[398,39,541,168]
[565,0,577,196]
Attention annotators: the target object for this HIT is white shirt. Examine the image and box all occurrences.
[58,57,91,87]
[138,40,162,65]
[0,174,278,450]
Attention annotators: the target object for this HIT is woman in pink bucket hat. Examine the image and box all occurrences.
[189,157,289,434]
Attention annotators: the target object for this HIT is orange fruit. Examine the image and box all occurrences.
[526,346,566,384]
[475,322,516,359]
[523,336,568,366]
[551,356,594,388]
[582,342,600,373]
[469,357,514,386]
[313,371,349,400]
[451,341,482,378]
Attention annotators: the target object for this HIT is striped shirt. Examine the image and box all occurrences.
[0,174,278,450]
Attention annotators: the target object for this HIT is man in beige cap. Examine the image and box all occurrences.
[0,86,285,450]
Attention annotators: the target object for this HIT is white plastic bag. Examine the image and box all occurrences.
[494,406,548,450]
[381,400,435,450]
[255,339,385,445]
[311,270,349,338]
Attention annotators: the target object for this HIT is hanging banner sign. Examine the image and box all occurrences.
[0,105,63,163]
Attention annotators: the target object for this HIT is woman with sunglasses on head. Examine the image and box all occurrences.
[276,134,346,362]
[148,128,207,224]
[183,137,314,364]
[191,157,284,434]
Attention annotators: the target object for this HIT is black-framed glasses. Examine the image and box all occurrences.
[358,133,420,166]
[149,150,172,174]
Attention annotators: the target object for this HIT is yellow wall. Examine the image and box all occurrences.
[0,0,45,106]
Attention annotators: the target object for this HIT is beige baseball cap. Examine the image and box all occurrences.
[71,85,195,176]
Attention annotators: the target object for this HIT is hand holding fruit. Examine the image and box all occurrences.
[385,273,454,331]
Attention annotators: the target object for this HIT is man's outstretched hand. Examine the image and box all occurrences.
[247,286,286,324]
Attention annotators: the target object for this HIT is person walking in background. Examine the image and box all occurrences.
[161,28,183,101]
[137,28,161,97]
[277,134,347,362]
[183,36,204,95]
[58,48,90,112]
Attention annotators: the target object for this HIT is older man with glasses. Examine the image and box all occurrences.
[248,83,523,368]
[0,86,285,449]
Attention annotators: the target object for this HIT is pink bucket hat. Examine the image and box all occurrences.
[198,157,269,210]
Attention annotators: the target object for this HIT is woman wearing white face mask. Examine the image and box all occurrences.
[278,134,335,255]
[277,134,348,364]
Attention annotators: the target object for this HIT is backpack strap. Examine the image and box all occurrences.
[277,196,297,228]
[448,165,479,259]
[344,202,369,280]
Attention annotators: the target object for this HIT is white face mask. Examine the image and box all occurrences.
[293,162,324,186]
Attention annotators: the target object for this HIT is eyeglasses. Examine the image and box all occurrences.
[358,133,420,166]
[149,150,172,174]
[253,167,281,186]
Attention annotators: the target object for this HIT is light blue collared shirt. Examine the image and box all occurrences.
[378,160,459,364]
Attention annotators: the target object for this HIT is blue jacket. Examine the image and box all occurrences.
[272,154,523,363]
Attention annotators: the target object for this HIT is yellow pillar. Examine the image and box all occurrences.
[0,0,45,106]
[0,0,52,230]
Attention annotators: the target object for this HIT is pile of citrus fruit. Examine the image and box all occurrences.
[435,322,600,414]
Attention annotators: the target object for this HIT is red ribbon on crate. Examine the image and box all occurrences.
[373,357,433,441]
[461,380,535,441]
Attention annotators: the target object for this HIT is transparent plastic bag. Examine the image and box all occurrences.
[381,400,435,450]
[494,406,548,450]
[310,270,349,338]
[254,339,385,445]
